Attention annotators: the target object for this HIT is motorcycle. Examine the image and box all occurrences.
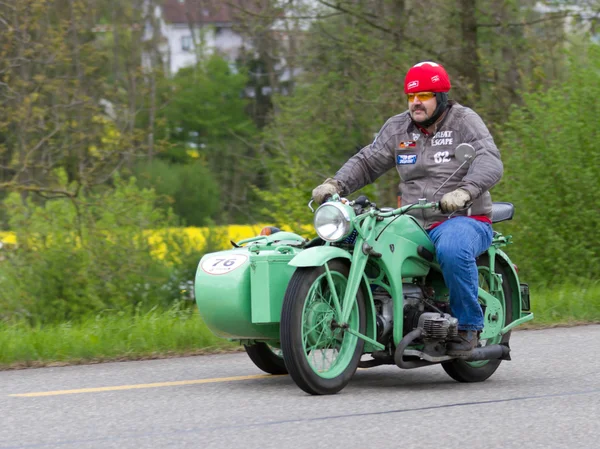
[194,143,534,395]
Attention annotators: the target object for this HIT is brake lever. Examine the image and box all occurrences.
[448,201,473,218]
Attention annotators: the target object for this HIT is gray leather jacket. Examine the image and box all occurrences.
[333,102,503,229]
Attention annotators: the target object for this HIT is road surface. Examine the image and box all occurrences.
[1,325,599,449]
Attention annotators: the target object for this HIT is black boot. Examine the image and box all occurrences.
[447,330,479,359]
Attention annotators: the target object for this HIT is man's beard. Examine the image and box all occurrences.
[410,106,430,123]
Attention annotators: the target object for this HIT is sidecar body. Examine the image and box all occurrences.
[194,232,305,341]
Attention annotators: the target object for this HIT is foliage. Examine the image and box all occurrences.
[0,176,203,323]
[131,159,220,226]
[495,44,600,285]
[152,55,263,222]
[161,55,255,148]
[0,0,151,198]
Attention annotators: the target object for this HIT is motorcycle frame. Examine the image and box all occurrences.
[290,201,534,352]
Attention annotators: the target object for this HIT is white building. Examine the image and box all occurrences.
[148,0,323,77]
[157,0,245,75]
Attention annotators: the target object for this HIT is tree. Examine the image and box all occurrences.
[156,55,259,222]
[0,0,158,204]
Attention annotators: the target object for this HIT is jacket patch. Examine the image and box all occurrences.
[432,130,453,146]
[397,154,417,165]
[399,141,416,149]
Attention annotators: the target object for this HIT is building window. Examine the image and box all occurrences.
[181,36,193,52]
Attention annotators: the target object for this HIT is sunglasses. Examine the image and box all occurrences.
[407,92,436,102]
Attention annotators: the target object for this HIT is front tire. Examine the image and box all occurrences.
[244,343,288,375]
[442,254,514,382]
[280,260,366,395]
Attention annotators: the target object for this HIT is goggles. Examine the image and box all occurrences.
[407,92,436,102]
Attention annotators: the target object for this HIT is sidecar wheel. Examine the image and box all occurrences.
[442,254,514,383]
[244,343,288,375]
[281,260,366,395]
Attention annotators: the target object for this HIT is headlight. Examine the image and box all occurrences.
[314,202,355,242]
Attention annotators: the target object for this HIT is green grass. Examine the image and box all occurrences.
[0,283,598,370]
[527,282,600,326]
[0,305,238,369]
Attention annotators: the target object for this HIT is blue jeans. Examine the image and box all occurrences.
[427,217,493,331]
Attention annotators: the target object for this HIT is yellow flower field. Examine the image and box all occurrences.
[0,224,314,259]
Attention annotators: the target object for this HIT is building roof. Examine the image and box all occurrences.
[161,0,242,24]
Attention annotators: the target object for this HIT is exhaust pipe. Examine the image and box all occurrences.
[394,328,436,369]
[394,329,511,368]
[465,343,511,361]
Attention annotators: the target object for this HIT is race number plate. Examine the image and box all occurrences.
[201,254,248,275]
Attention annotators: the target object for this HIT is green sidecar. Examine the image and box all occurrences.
[194,231,306,374]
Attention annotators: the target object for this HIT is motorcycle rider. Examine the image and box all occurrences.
[311,61,503,358]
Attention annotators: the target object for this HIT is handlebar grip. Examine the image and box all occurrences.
[354,195,371,207]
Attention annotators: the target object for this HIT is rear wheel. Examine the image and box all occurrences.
[244,343,287,375]
[280,260,366,395]
[442,254,514,382]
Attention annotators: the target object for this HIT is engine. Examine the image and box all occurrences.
[374,284,426,343]
[374,284,457,344]
[418,312,459,340]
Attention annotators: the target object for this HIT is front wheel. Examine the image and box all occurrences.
[442,254,514,382]
[280,260,366,395]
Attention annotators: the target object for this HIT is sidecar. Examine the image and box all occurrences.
[194,230,306,342]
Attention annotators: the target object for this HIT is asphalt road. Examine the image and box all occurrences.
[1,325,599,449]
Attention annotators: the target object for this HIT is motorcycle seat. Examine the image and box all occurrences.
[491,202,514,223]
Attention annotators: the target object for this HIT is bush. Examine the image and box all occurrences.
[496,45,600,285]
[132,159,220,226]
[0,176,204,323]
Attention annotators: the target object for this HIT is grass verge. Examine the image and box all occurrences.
[525,281,600,326]
[0,283,598,370]
[0,305,239,370]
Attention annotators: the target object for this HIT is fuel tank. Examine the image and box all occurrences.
[372,214,435,278]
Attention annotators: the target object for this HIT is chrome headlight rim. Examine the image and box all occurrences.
[313,202,355,242]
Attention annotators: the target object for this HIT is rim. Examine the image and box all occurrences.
[301,271,359,379]
[466,266,506,368]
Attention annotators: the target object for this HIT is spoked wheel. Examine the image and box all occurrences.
[280,259,366,395]
[244,342,288,375]
[442,254,514,382]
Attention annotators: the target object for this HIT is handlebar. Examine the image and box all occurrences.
[376,200,439,218]
[309,195,439,218]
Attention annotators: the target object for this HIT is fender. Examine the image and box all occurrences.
[288,246,351,267]
[495,249,522,321]
[288,246,378,350]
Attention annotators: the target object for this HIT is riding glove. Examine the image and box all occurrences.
[312,178,341,205]
[440,188,471,213]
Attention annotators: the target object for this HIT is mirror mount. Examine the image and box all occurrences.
[431,143,476,199]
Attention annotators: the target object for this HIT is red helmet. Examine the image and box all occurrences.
[404,61,451,94]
